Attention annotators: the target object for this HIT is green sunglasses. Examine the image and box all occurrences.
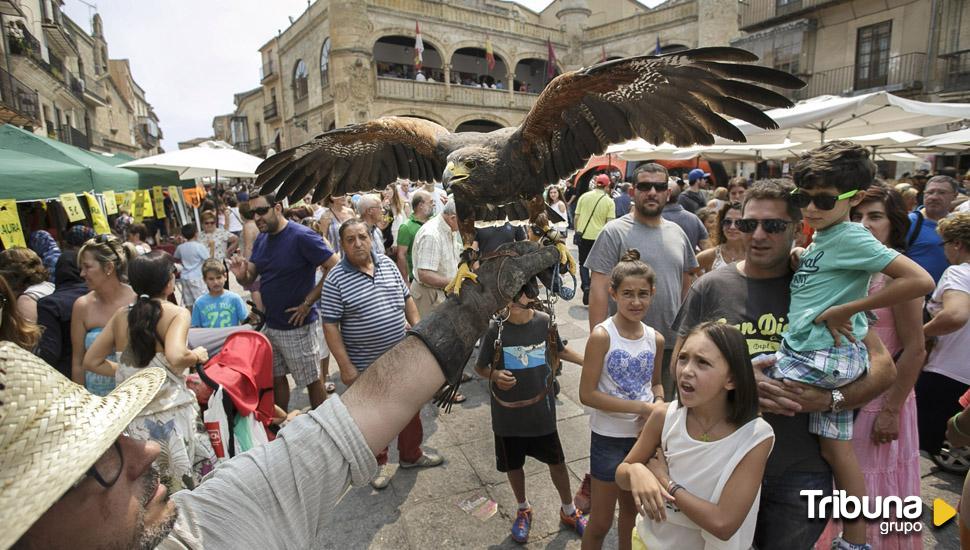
[790,189,859,211]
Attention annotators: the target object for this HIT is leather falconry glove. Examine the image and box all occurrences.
[408,241,561,410]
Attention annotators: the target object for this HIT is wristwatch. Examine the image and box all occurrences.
[830,389,845,413]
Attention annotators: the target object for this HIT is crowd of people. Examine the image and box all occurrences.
[2,141,970,549]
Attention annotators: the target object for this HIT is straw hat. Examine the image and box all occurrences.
[0,342,165,548]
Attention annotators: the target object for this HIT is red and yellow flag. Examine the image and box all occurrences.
[485,34,495,72]
[414,22,424,71]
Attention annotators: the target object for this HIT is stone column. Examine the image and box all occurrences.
[330,0,374,127]
[443,63,451,98]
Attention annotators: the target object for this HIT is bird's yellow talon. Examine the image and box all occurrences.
[446,262,478,295]
[555,242,577,276]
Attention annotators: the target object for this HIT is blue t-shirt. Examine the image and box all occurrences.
[251,221,333,330]
[191,291,248,328]
[785,221,899,350]
[904,211,948,283]
[174,241,209,280]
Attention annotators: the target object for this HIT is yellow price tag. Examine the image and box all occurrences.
[0,199,26,249]
[152,186,166,218]
[102,190,118,215]
[84,193,111,235]
[133,190,145,222]
[59,193,86,222]
[122,191,135,213]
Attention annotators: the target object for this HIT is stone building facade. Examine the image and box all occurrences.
[731,0,970,104]
[226,0,738,154]
[0,1,162,156]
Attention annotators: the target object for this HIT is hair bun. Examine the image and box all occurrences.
[619,249,641,263]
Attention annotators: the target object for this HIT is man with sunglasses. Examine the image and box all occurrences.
[586,163,698,397]
[671,178,898,549]
[230,192,338,411]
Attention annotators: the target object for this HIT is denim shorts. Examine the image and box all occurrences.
[590,431,638,482]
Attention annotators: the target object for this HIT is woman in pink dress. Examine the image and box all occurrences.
[816,182,924,550]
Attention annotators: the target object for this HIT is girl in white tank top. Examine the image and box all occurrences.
[615,322,774,550]
[580,249,665,549]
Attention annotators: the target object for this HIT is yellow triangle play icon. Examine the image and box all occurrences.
[934,498,957,527]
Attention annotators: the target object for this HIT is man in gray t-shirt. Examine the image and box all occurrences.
[585,163,697,395]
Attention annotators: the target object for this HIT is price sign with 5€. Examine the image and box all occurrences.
[59,193,86,222]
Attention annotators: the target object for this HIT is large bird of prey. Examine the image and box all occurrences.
[256,47,804,292]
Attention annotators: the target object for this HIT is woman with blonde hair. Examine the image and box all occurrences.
[71,235,136,395]
[0,247,53,323]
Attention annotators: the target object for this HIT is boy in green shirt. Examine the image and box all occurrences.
[762,142,934,550]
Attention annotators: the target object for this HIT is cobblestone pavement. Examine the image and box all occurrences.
[274,242,963,549]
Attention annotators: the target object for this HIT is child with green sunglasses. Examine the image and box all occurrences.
[764,142,935,550]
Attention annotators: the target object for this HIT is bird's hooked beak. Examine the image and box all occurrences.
[441,161,469,190]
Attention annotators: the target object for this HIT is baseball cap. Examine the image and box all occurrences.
[593,174,610,187]
[688,168,709,183]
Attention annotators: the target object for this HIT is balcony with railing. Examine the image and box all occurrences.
[375,77,538,112]
[57,126,89,149]
[941,49,970,92]
[793,52,926,100]
[0,66,39,125]
[263,100,279,120]
[41,2,77,57]
[232,137,263,156]
[739,0,844,31]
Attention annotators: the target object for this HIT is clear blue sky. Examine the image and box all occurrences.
[62,0,661,152]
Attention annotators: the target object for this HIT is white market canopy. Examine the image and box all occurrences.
[725,92,970,146]
[918,128,970,148]
[120,140,263,180]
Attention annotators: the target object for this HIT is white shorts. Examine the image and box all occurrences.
[179,278,207,307]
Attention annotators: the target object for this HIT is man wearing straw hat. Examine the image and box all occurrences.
[1,240,560,549]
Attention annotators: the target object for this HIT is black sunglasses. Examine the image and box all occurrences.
[635,181,668,192]
[736,218,795,234]
[789,189,858,211]
[721,219,743,228]
[252,205,273,216]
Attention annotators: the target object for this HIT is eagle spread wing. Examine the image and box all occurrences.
[510,46,805,184]
[256,117,453,202]
[257,47,805,207]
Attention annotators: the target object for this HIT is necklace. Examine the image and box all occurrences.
[720,244,744,264]
[691,413,725,442]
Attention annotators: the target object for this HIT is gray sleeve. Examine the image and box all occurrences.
[672,282,704,337]
[682,232,699,271]
[584,223,619,275]
[171,396,378,548]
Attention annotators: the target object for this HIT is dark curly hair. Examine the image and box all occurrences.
[0,247,49,295]
[850,181,910,252]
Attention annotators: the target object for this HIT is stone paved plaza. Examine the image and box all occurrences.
[278,243,964,549]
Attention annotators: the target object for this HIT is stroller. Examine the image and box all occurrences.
[185,305,277,460]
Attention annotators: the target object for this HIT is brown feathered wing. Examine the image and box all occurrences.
[510,47,805,183]
[256,117,453,203]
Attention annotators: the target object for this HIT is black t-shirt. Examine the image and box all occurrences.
[474,223,526,256]
[672,263,831,477]
[477,311,563,437]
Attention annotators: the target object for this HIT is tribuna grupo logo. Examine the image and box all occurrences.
[801,490,924,536]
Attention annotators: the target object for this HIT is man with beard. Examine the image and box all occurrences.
[4,240,562,549]
[230,192,338,411]
[586,162,697,396]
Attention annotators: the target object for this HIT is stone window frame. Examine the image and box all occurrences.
[293,59,309,101]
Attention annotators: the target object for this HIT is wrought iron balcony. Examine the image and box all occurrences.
[941,49,970,92]
[0,66,39,125]
[739,0,844,32]
[57,126,90,149]
[263,100,279,120]
[260,61,277,82]
[793,52,926,100]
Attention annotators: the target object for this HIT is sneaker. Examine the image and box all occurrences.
[400,452,444,469]
[560,508,588,536]
[573,473,592,514]
[511,507,533,543]
[370,465,391,490]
